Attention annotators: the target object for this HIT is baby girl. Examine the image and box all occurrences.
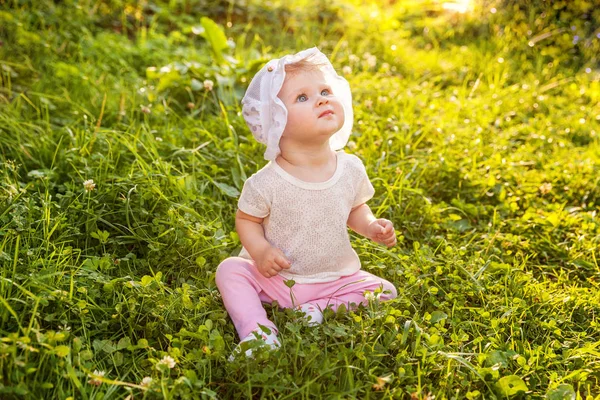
[215,47,398,359]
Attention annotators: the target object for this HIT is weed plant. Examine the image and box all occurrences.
[0,0,599,398]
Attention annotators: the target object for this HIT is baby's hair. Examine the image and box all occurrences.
[284,53,329,76]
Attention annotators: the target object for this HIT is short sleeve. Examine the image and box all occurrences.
[352,159,375,208]
[238,177,270,218]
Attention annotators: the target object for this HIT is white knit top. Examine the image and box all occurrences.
[237,150,375,283]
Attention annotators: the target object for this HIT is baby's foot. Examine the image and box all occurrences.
[296,303,324,326]
[228,326,280,361]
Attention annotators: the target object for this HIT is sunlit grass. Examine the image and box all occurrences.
[1,0,599,398]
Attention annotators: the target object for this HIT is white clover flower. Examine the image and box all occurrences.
[364,291,376,302]
[203,79,214,91]
[157,355,176,369]
[83,179,96,192]
[88,370,105,386]
[349,54,359,63]
[140,376,153,389]
[367,55,377,68]
[342,66,352,75]
[539,183,552,195]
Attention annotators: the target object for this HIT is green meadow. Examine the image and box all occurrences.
[1,0,599,398]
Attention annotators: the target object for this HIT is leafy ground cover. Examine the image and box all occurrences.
[1,0,599,398]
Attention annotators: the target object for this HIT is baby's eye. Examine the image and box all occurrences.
[296,94,308,102]
[321,89,331,96]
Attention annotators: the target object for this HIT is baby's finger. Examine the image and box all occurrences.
[276,256,291,269]
[377,232,393,242]
[376,232,392,242]
[384,236,397,247]
[271,262,282,272]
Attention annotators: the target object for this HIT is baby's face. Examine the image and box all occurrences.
[277,69,344,146]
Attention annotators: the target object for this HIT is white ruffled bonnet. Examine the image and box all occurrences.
[241,47,353,161]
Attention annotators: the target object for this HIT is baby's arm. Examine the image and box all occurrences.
[347,203,377,238]
[236,209,270,258]
[347,203,397,248]
[236,210,291,277]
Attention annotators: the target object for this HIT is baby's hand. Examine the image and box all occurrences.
[255,245,291,278]
[367,219,397,248]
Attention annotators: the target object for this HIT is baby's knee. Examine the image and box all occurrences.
[215,257,252,288]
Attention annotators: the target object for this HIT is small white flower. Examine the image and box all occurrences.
[140,105,152,114]
[17,341,29,350]
[367,55,377,68]
[157,355,176,369]
[364,291,376,301]
[155,136,163,142]
[539,183,552,195]
[83,179,96,192]
[364,99,373,109]
[342,66,352,75]
[88,370,105,386]
[203,79,214,91]
[140,376,153,389]
[349,54,359,63]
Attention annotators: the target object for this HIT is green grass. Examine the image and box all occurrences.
[1,0,599,398]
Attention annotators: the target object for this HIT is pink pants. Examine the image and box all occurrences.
[215,257,398,339]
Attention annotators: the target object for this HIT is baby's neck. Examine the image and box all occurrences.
[277,147,336,169]
[277,138,337,168]
[275,149,339,183]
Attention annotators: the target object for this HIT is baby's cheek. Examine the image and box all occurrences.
[283,112,303,134]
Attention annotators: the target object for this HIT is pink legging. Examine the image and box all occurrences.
[215,257,398,339]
